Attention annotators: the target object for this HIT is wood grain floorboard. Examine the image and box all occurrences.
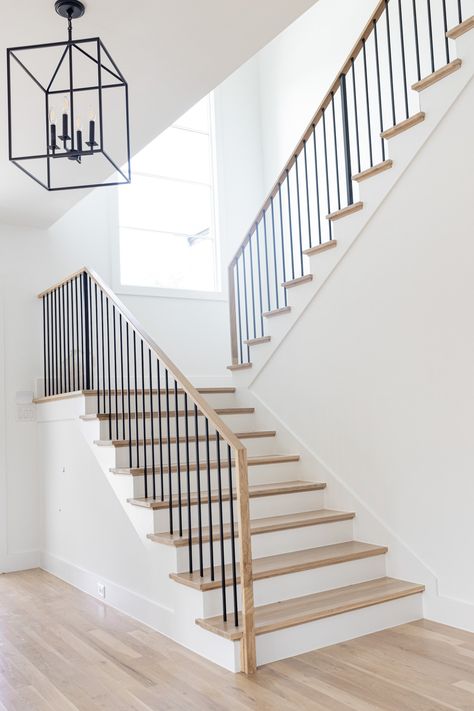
[1,570,473,710]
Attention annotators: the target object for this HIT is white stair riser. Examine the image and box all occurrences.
[200,554,387,616]
[173,519,354,572]
[97,412,257,439]
[254,593,423,668]
[150,489,326,531]
[112,435,277,468]
[131,461,303,498]
[84,391,238,415]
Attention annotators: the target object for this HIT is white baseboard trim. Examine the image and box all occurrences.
[1,549,41,573]
[41,551,175,633]
[424,593,474,633]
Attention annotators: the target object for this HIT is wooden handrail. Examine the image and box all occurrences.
[38,266,256,672]
[228,0,386,268]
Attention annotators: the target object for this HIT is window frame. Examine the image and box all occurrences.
[113,93,224,301]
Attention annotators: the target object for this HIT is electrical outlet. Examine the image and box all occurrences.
[97,583,106,599]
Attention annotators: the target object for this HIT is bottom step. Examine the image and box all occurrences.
[196,577,424,640]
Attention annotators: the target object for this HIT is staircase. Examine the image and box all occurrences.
[35,2,474,674]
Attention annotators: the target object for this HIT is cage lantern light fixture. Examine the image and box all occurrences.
[6,0,131,191]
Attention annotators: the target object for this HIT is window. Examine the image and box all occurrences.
[118,96,219,294]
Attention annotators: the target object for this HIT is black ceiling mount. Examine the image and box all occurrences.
[54,0,85,19]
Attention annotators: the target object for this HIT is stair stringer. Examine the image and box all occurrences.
[231,29,474,389]
[36,395,241,672]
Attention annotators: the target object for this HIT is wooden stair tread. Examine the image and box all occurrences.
[326,202,363,221]
[282,274,313,289]
[412,59,462,92]
[227,363,252,371]
[244,336,271,346]
[171,541,388,591]
[129,480,326,510]
[352,160,393,183]
[263,306,291,318]
[303,240,338,257]
[196,577,425,640]
[81,407,254,421]
[381,112,425,139]
[85,387,236,396]
[111,454,300,477]
[95,430,277,448]
[446,15,474,39]
[148,509,355,547]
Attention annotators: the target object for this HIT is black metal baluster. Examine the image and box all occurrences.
[54,288,58,394]
[216,431,227,621]
[60,285,65,393]
[100,290,105,414]
[248,234,257,339]
[270,196,280,309]
[331,92,342,211]
[66,283,70,394]
[79,275,85,390]
[46,295,51,396]
[350,61,362,176]
[294,154,304,275]
[373,20,386,160]
[339,74,354,206]
[362,38,374,167]
[303,139,312,249]
[133,330,139,468]
[149,350,156,500]
[87,276,93,392]
[426,0,435,74]
[235,259,244,364]
[262,211,271,314]
[174,380,182,537]
[457,0,463,24]
[113,306,118,440]
[311,126,323,244]
[412,0,422,81]
[106,299,112,441]
[120,315,125,440]
[286,169,296,280]
[398,0,410,120]
[254,222,264,336]
[194,404,203,576]
[42,297,47,397]
[126,322,132,468]
[322,107,333,238]
[227,445,238,627]
[184,394,193,572]
[385,0,397,127]
[165,369,173,533]
[205,418,214,580]
[278,184,288,302]
[141,339,148,500]
[241,249,250,360]
[156,360,164,501]
[442,0,450,65]
[95,284,99,413]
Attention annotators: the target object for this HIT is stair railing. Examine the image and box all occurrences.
[38,267,256,673]
[228,0,467,366]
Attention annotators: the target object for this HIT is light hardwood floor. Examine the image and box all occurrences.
[1,569,474,710]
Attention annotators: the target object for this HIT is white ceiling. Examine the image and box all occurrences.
[0,0,317,228]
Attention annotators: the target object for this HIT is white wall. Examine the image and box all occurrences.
[252,77,474,613]
[256,0,379,188]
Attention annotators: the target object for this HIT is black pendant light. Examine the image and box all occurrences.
[7,0,131,191]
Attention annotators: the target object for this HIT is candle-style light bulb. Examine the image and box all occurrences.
[88,107,96,148]
[76,117,83,153]
[61,95,70,143]
[49,109,57,151]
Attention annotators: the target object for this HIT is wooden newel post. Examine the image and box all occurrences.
[235,446,256,674]
[228,262,239,365]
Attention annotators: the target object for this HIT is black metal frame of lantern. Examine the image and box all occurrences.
[6,0,131,191]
